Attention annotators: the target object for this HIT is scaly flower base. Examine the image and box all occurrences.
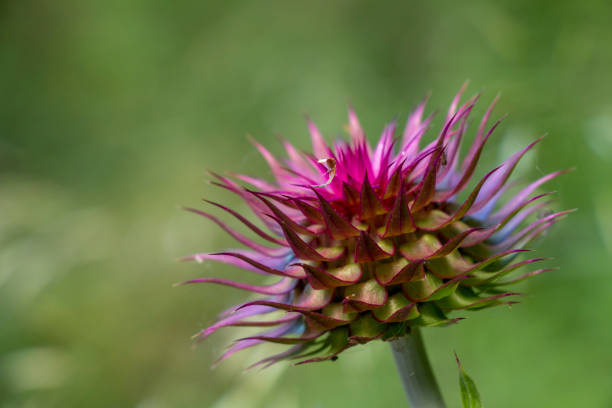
[179,86,568,368]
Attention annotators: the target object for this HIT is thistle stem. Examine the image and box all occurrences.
[390,328,446,408]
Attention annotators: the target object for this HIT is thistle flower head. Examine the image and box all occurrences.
[181,87,569,368]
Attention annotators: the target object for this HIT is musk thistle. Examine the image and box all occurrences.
[180,88,568,371]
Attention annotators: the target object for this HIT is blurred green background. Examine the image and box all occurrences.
[1,1,611,407]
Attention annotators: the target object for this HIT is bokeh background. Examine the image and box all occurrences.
[1,1,611,407]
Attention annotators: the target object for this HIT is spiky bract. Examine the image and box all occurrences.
[180,88,568,368]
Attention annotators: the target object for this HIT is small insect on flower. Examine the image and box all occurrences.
[178,86,571,368]
[313,158,337,188]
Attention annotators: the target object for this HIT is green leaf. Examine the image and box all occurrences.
[456,353,482,408]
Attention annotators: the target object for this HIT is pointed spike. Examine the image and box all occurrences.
[409,302,453,327]
[399,234,442,261]
[373,122,397,183]
[250,191,315,236]
[436,119,466,184]
[219,315,299,329]
[515,216,565,249]
[212,323,298,364]
[294,352,345,365]
[383,164,403,199]
[319,304,357,326]
[181,250,290,276]
[458,166,503,213]
[381,181,416,237]
[285,342,330,364]
[493,169,572,221]
[298,263,362,289]
[421,166,502,232]
[437,288,521,311]
[360,174,387,219]
[274,217,341,262]
[443,116,506,201]
[489,209,575,251]
[294,334,353,365]
[467,136,546,216]
[447,83,467,120]
[402,272,467,302]
[403,148,438,187]
[194,304,280,341]
[211,251,294,278]
[490,267,558,286]
[374,259,424,286]
[354,231,394,263]
[203,200,288,247]
[492,193,556,241]
[175,276,297,295]
[372,293,419,323]
[291,197,324,224]
[238,290,333,313]
[461,199,551,248]
[342,181,361,206]
[411,148,442,212]
[428,228,481,259]
[207,174,285,236]
[230,173,277,191]
[301,308,356,331]
[428,249,531,280]
[248,344,308,370]
[239,330,325,345]
[312,189,360,240]
[399,229,480,261]
[469,94,500,163]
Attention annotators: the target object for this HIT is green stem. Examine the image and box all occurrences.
[390,328,446,408]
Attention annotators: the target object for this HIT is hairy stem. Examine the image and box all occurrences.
[390,328,446,408]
